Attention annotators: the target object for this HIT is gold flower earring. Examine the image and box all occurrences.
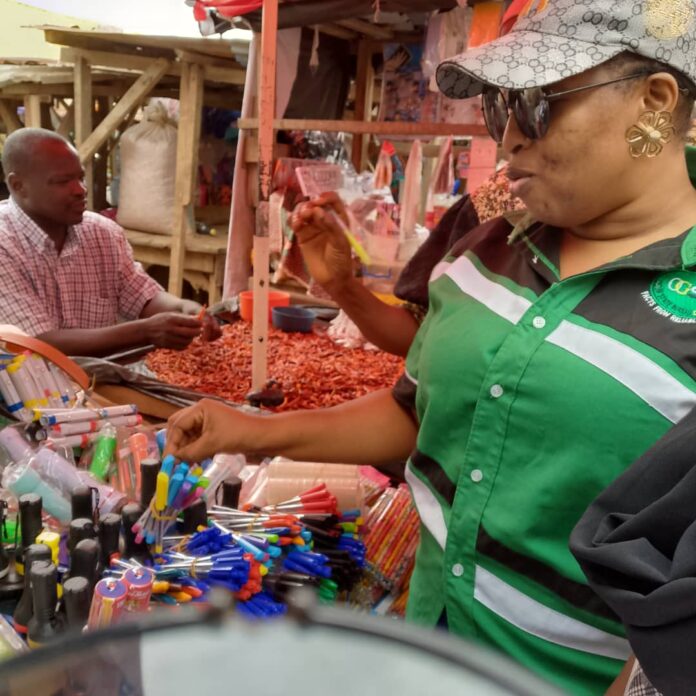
[626,110,676,158]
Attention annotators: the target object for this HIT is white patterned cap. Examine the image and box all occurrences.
[436,0,696,99]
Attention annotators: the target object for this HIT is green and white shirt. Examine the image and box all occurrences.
[393,215,696,695]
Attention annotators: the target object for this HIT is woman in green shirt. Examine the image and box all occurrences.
[167,2,696,693]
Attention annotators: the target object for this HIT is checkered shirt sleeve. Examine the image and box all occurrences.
[0,246,58,335]
[110,223,163,320]
[626,663,662,696]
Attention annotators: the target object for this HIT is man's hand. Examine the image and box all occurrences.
[290,192,354,290]
[166,398,252,462]
[142,312,202,350]
[200,312,222,342]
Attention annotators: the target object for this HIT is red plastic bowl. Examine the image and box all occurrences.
[239,290,290,322]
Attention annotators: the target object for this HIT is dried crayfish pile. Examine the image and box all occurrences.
[146,322,404,411]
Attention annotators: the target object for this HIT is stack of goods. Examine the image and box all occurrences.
[151,482,365,614]
[146,323,404,411]
[0,406,420,652]
[0,351,78,422]
[29,405,141,451]
[350,485,420,618]
[0,443,367,648]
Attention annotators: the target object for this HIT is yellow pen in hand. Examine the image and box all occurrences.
[325,208,371,265]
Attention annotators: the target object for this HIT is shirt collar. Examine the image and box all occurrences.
[509,213,696,276]
[8,197,79,257]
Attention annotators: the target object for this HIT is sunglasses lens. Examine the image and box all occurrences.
[512,88,550,140]
[482,88,509,143]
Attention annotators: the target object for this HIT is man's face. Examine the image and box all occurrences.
[10,140,87,227]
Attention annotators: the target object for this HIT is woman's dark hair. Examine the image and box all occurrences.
[608,51,696,139]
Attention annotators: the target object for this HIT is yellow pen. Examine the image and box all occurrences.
[326,208,372,265]
[155,472,169,512]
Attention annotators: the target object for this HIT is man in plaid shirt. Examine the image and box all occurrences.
[0,128,220,356]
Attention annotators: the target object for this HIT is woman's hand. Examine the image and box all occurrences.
[290,192,354,290]
[166,399,254,463]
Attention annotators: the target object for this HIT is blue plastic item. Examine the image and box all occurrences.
[271,306,315,333]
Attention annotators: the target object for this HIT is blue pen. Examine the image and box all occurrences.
[156,429,167,455]
[167,464,189,507]
[161,455,177,477]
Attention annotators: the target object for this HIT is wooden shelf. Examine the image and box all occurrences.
[237,117,489,137]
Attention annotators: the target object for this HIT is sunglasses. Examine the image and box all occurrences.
[482,72,652,143]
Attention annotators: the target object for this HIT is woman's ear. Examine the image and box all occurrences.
[641,72,681,113]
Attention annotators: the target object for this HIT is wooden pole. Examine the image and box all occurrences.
[168,62,204,298]
[77,58,170,164]
[93,97,110,210]
[351,40,375,172]
[74,55,94,209]
[251,0,278,391]
[23,95,42,128]
[0,100,22,133]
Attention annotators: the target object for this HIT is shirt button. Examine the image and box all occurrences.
[532,316,546,329]
[490,384,504,399]
[452,563,464,577]
[470,469,483,483]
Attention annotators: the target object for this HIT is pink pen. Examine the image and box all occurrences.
[182,486,206,509]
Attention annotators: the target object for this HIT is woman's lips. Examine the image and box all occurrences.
[507,168,534,198]
[509,175,533,198]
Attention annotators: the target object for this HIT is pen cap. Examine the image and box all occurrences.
[121,503,149,561]
[98,513,121,566]
[69,539,99,591]
[63,576,90,631]
[0,426,33,462]
[27,561,60,647]
[68,518,96,555]
[181,499,208,534]
[18,493,43,553]
[0,502,8,577]
[140,459,161,508]
[221,477,242,509]
[13,543,51,633]
[71,484,93,521]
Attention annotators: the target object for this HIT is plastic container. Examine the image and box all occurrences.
[271,306,315,333]
[239,290,290,323]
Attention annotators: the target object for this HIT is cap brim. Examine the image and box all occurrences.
[436,30,623,99]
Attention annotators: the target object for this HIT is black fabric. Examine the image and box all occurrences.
[394,194,480,308]
[391,373,417,417]
[570,407,696,695]
[283,28,351,120]
[573,267,696,383]
[410,449,457,506]
[476,527,618,622]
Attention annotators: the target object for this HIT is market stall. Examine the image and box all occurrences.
[0,1,542,688]
[28,27,250,304]
[211,0,500,390]
[0,328,423,657]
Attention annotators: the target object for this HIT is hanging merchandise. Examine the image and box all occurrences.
[117,101,178,235]
[373,143,394,192]
[426,137,458,231]
[429,137,455,199]
[379,44,438,125]
[283,29,352,121]
[467,1,505,48]
[399,140,423,247]
[190,0,262,24]
[422,8,485,126]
